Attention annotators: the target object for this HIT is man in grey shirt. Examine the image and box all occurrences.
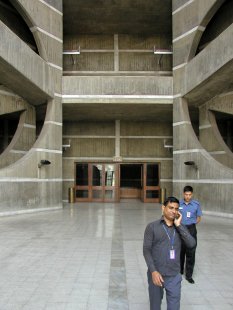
[143,196,196,310]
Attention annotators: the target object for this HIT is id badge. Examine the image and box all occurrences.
[170,249,175,259]
[187,211,191,218]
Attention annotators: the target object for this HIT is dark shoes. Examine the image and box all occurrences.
[186,277,195,284]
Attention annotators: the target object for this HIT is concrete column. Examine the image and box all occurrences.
[114,34,119,72]
[115,120,120,157]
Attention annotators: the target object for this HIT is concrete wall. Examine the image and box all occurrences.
[62,120,173,201]
[199,94,233,169]
[0,0,63,212]
[173,0,233,214]
[62,121,115,200]
[63,34,172,74]
[62,76,173,97]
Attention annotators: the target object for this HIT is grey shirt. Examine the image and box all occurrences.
[143,217,196,276]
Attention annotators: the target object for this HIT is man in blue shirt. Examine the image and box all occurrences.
[179,185,202,284]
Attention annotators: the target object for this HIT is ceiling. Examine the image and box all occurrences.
[63,0,172,35]
[62,0,172,122]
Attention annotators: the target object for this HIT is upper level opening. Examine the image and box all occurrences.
[214,111,233,152]
[0,0,38,53]
[63,0,172,76]
[196,0,233,55]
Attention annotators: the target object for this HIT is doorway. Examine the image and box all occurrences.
[75,163,119,202]
[74,162,160,203]
[120,164,142,199]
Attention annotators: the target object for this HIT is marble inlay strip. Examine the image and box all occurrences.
[23,124,36,129]
[173,179,233,184]
[173,26,205,43]
[120,136,173,139]
[62,157,113,160]
[173,121,191,127]
[199,124,211,130]
[173,62,187,71]
[44,121,63,126]
[62,95,173,99]
[10,150,27,154]
[63,70,172,75]
[47,62,62,71]
[125,157,172,161]
[30,26,63,43]
[0,178,62,182]
[172,0,194,15]
[209,151,226,155]
[173,149,201,154]
[62,156,172,161]
[173,93,182,99]
[108,208,128,309]
[32,148,62,154]
[160,179,173,182]
[39,0,63,15]
[54,93,62,98]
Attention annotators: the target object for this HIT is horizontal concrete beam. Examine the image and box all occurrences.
[63,75,173,97]
[0,21,54,105]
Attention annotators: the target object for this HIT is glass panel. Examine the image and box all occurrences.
[146,164,159,186]
[146,190,159,198]
[92,164,103,186]
[76,190,88,198]
[92,190,103,199]
[105,164,115,186]
[76,164,88,186]
[105,190,115,199]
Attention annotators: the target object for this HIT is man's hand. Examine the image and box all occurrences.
[174,211,182,227]
[151,271,164,287]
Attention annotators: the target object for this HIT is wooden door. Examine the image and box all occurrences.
[119,164,142,199]
[104,164,119,202]
[75,163,119,202]
[142,163,160,203]
[74,163,89,201]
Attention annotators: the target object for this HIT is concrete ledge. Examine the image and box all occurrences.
[0,20,53,105]
[183,23,233,104]
[63,76,173,97]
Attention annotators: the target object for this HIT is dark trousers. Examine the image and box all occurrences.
[180,224,197,279]
[147,271,182,310]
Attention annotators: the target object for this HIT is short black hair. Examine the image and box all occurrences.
[163,196,179,206]
[183,185,193,193]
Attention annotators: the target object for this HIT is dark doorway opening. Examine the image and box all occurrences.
[120,164,142,188]
[120,164,142,199]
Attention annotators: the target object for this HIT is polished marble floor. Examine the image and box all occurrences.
[0,201,233,310]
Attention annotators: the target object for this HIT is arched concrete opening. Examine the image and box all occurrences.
[188,0,226,61]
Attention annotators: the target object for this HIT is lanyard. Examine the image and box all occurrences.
[162,224,176,249]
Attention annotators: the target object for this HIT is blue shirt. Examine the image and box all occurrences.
[179,199,202,225]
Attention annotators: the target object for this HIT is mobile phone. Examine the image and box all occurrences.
[175,213,180,219]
